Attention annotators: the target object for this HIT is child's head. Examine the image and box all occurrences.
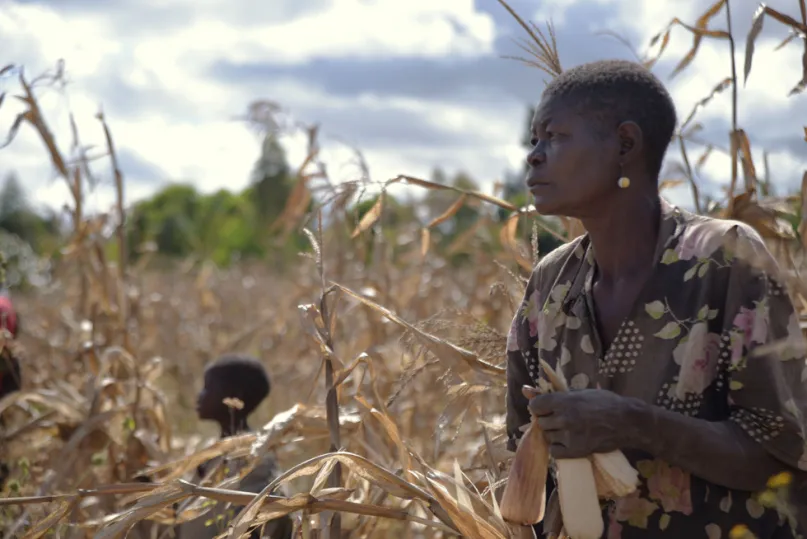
[195,354,271,429]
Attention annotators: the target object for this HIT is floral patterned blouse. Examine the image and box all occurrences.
[505,198,807,538]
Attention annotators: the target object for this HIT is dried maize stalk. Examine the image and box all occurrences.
[500,416,550,525]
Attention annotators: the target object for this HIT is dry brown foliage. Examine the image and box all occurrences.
[0,1,806,538]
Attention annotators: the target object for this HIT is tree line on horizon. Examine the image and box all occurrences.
[0,106,566,276]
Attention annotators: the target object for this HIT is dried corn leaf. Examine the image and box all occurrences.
[645,29,672,69]
[736,129,758,191]
[659,179,686,191]
[428,195,467,228]
[1,110,30,150]
[351,192,384,238]
[424,475,505,539]
[421,227,431,257]
[744,4,767,85]
[744,5,807,94]
[354,395,412,477]
[333,283,505,382]
[696,145,714,171]
[21,497,79,539]
[95,484,190,539]
[395,175,518,212]
[681,78,732,130]
[668,1,731,79]
[729,193,797,240]
[500,214,532,271]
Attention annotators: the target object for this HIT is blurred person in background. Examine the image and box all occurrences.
[175,354,293,539]
[0,287,21,489]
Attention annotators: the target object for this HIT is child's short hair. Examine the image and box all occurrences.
[541,59,678,177]
[204,354,271,417]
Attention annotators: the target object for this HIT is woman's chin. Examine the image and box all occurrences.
[532,195,562,216]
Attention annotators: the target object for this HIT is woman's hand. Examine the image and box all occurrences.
[528,389,644,459]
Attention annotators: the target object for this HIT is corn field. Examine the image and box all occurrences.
[1,0,806,537]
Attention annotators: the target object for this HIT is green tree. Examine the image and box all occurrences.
[249,134,294,229]
[127,184,267,266]
[127,183,201,258]
[0,172,61,252]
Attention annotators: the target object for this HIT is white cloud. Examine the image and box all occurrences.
[0,0,500,212]
[529,0,806,207]
[0,0,803,218]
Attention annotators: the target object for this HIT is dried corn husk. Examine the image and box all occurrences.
[591,451,640,498]
[500,416,549,525]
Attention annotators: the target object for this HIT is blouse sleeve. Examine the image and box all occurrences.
[723,225,807,471]
[505,269,541,453]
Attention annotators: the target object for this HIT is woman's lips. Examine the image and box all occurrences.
[526,177,550,191]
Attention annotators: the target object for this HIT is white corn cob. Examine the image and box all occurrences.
[590,451,640,498]
[555,458,604,539]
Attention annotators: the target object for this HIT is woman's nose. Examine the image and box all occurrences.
[526,146,545,167]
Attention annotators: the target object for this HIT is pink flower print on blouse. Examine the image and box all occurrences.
[525,289,543,339]
[673,322,721,400]
[644,460,694,515]
[674,223,724,261]
[613,490,659,529]
[729,302,771,367]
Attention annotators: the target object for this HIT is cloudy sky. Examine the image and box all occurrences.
[0,0,804,214]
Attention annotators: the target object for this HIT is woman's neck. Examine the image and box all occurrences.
[581,191,661,283]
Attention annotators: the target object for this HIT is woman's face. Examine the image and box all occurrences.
[525,96,623,218]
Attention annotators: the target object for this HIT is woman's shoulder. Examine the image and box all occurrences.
[675,210,777,273]
[529,234,589,280]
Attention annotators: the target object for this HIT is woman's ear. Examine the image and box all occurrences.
[616,121,644,162]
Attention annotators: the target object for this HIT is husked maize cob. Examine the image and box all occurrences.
[591,451,640,498]
[500,417,550,525]
[592,457,617,499]
[508,524,538,539]
[533,358,638,536]
[555,458,604,539]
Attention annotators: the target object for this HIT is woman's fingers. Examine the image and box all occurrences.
[536,414,566,432]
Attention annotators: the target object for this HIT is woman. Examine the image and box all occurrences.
[506,59,807,538]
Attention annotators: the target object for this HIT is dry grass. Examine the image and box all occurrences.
[0,1,806,537]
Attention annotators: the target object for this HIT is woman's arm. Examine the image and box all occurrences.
[624,398,791,491]
[627,227,807,493]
